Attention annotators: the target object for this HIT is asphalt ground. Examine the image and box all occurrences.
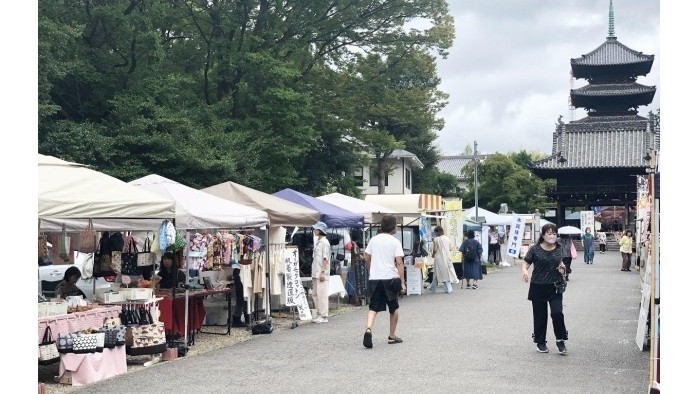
[74,251,649,394]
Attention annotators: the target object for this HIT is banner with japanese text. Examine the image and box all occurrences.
[442,198,463,262]
[506,216,526,258]
[283,246,311,320]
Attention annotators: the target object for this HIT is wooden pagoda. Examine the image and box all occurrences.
[530,1,659,230]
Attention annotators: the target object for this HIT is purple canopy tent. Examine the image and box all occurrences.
[272,189,364,228]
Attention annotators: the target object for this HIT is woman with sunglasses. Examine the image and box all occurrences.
[521,224,569,354]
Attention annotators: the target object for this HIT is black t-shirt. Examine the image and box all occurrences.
[523,243,564,284]
[158,269,186,289]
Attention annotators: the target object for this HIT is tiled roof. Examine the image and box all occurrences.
[388,149,424,169]
[531,117,659,170]
[571,38,654,66]
[436,155,470,179]
[571,82,655,97]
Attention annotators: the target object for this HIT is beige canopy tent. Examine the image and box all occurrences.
[38,154,176,231]
[318,192,397,224]
[201,181,319,227]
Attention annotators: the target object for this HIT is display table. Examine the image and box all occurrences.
[37,306,122,345]
[300,276,347,309]
[58,346,127,386]
[157,288,232,345]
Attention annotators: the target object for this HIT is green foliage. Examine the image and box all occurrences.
[39,0,455,195]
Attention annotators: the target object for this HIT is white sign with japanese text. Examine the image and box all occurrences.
[506,216,526,258]
[283,247,311,320]
[580,211,595,236]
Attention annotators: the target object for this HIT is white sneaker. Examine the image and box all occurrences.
[313,317,328,324]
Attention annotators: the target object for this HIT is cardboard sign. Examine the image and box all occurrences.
[283,247,311,320]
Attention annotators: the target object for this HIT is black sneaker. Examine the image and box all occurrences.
[536,343,549,353]
[363,329,373,349]
[556,340,567,354]
[388,336,403,344]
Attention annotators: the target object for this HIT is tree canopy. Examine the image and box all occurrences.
[39,0,454,194]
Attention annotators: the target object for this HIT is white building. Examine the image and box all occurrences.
[357,149,423,195]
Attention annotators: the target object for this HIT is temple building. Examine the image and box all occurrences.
[530,1,659,232]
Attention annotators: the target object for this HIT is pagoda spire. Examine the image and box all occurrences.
[607,0,616,39]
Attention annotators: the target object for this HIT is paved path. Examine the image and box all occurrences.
[76,251,649,394]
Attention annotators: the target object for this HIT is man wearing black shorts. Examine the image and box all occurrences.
[362,215,406,349]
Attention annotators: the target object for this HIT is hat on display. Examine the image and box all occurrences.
[312,221,328,235]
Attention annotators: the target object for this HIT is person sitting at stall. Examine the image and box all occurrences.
[55,266,86,299]
[157,252,186,289]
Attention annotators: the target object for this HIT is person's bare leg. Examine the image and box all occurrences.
[366,310,378,330]
[389,311,399,337]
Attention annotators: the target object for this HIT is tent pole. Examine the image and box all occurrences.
[265,225,271,321]
[183,230,190,346]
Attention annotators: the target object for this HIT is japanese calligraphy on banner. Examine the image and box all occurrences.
[442,198,463,262]
[580,211,595,236]
[283,247,311,320]
[506,216,526,258]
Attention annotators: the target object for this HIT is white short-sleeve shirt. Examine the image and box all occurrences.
[365,233,404,280]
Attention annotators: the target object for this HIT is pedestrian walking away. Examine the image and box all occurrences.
[521,223,569,355]
[487,226,500,263]
[362,215,405,349]
[598,232,607,253]
[429,226,459,294]
[619,230,634,271]
[459,230,483,289]
[311,221,331,323]
[582,227,595,264]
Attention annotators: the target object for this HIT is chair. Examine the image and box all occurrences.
[41,280,61,298]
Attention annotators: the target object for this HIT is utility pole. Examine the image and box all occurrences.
[473,141,479,223]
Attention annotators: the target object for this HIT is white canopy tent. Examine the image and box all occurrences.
[318,192,397,224]
[463,206,511,226]
[129,174,269,229]
[38,154,176,231]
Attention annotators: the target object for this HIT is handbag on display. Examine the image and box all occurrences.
[58,223,69,260]
[100,326,118,349]
[38,326,60,365]
[110,251,122,273]
[72,332,98,354]
[104,316,122,328]
[38,234,48,259]
[126,323,167,355]
[78,219,97,253]
[92,330,105,352]
[121,233,139,275]
[137,235,156,267]
[57,333,74,353]
[114,325,127,346]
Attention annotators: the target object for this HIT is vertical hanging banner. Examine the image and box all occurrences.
[442,198,463,263]
[506,216,526,257]
[580,211,595,236]
[283,247,311,320]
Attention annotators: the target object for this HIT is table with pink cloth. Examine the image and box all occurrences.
[59,346,127,386]
[37,306,122,344]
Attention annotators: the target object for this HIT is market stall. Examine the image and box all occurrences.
[201,182,321,321]
[129,174,270,344]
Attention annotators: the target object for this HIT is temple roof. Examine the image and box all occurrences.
[571,38,654,67]
[571,82,655,97]
[531,117,658,171]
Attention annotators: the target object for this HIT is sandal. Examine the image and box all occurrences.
[388,335,403,344]
[363,329,373,349]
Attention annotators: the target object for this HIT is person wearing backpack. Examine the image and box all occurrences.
[459,230,483,289]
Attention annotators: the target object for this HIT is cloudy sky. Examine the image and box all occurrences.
[433,0,660,157]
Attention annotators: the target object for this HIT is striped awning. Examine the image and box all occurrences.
[419,194,442,212]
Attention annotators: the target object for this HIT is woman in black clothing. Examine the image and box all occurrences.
[521,224,569,354]
[157,252,185,289]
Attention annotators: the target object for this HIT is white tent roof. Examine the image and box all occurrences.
[129,174,269,230]
[463,206,511,225]
[38,154,177,231]
[363,194,443,217]
[318,193,397,223]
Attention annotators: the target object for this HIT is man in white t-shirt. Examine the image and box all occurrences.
[362,215,405,349]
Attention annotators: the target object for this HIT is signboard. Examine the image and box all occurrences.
[506,216,526,258]
[283,247,311,320]
[442,198,463,263]
[580,211,595,236]
[406,265,423,296]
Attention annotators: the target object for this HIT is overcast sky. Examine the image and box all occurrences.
[434,0,660,157]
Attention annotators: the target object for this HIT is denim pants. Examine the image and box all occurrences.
[429,274,452,293]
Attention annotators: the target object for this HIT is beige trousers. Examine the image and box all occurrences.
[312,277,329,318]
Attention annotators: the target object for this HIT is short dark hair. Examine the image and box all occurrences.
[380,215,397,233]
[538,223,558,244]
[434,226,444,236]
[466,230,475,239]
[64,266,81,281]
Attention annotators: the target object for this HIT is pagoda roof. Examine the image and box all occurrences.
[531,117,657,171]
[571,82,655,97]
[571,38,654,67]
